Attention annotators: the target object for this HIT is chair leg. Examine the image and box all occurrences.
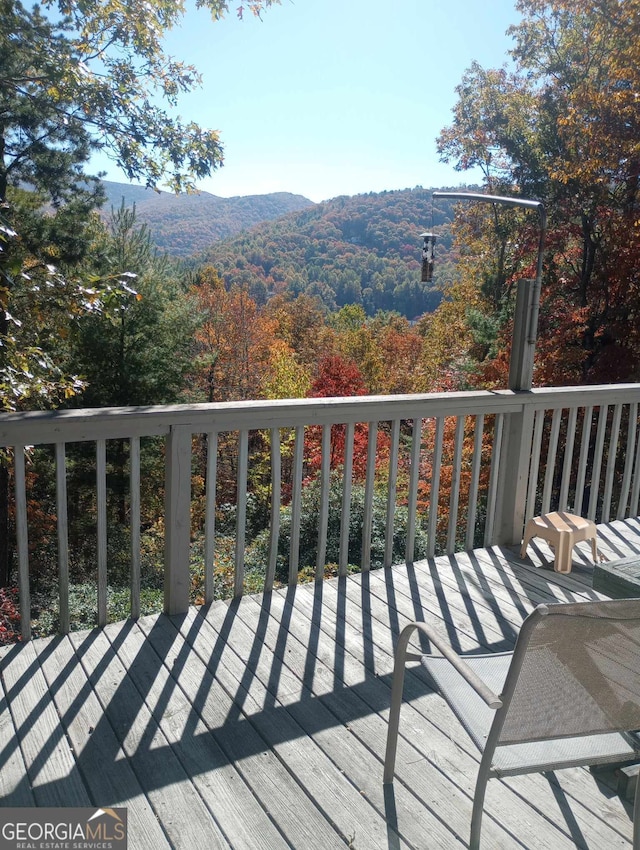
[554,533,572,573]
[470,753,492,850]
[383,669,404,783]
[383,626,414,783]
[633,770,640,850]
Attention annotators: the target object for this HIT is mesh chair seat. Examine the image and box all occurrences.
[422,652,639,776]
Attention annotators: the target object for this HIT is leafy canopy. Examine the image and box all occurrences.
[2,0,278,196]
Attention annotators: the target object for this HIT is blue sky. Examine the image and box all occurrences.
[94,0,520,202]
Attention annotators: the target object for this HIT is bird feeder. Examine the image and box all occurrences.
[421,232,436,282]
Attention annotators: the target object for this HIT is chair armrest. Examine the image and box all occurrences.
[397,621,503,710]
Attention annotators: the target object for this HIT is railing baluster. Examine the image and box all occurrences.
[484,413,504,546]
[234,429,249,597]
[574,406,593,514]
[339,422,355,576]
[204,432,218,603]
[266,428,280,592]
[559,407,578,511]
[14,446,31,641]
[541,408,562,515]
[466,414,484,551]
[315,425,331,580]
[2,385,640,634]
[164,424,192,615]
[447,416,465,554]
[588,405,608,520]
[96,439,107,627]
[289,425,304,584]
[338,422,355,576]
[525,410,545,520]
[427,417,444,558]
[55,442,70,634]
[405,417,422,563]
[130,436,141,618]
[617,403,637,520]
[361,422,377,571]
[602,403,622,523]
[631,411,640,518]
[384,419,401,568]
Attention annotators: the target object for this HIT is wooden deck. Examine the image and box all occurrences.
[2,519,640,849]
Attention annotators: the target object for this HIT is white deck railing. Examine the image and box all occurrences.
[2,383,640,638]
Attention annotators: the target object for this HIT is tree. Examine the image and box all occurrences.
[260,340,312,400]
[190,269,281,403]
[368,312,423,394]
[70,205,196,408]
[2,0,277,196]
[304,355,373,479]
[1,0,278,402]
[262,292,329,370]
[0,0,277,585]
[1,0,278,410]
[28,206,196,587]
[0,0,273,398]
[436,0,640,389]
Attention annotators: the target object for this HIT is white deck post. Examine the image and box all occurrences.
[164,424,192,615]
[493,398,536,546]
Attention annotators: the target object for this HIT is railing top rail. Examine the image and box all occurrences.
[2,383,640,447]
[0,388,518,446]
[524,384,640,409]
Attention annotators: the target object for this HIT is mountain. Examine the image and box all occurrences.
[200,187,463,320]
[100,181,315,256]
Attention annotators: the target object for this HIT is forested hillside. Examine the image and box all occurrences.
[101,180,314,256]
[201,187,463,318]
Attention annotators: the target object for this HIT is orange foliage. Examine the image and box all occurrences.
[191,267,278,401]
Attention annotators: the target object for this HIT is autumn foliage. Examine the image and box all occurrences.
[7,0,640,634]
[436,0,640,389]
[305,355,371,479]
[0,586,21,644]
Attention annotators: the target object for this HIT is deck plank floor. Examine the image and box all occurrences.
[2,518,640,849]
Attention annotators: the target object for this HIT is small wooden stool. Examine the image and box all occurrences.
[520,511,599,574]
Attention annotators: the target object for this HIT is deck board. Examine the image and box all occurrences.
[1,525,638,849]
[1,639,90,808]
[298,574,603,848]
[184,605,398,850]
[33,634,171,850]
[69,625,226,849]
[138,610,345,850]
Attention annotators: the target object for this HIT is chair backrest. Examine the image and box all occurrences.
[496,598,640,746]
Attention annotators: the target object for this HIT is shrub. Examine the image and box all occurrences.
[245,473,429,583]
[31,583,163,637]
[189,533,266,602]
[0,587,21,645]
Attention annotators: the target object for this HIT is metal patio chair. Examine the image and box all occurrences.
[383,598,640,849]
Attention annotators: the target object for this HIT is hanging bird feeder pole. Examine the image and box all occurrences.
[431,191,546,391]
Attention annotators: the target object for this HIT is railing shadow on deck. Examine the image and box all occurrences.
[2,552,638,850]
[1,560,530,805]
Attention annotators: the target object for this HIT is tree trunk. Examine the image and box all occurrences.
[1,143,13,586]
[0,460,9,587]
